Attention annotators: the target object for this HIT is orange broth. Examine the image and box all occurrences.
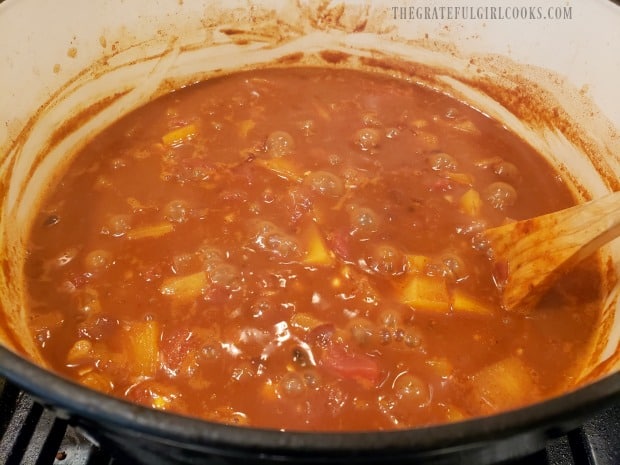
[24,67,602,431]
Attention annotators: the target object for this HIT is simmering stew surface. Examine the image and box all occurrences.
[25,67,602,431]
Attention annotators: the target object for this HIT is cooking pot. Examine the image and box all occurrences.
[0,0,619,463]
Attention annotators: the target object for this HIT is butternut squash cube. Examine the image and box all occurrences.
[126,320,160,378]
[452,290,494,316]
[303,223,334,266]
[442,403,466,422]
[471,356,539,414]
[405,254,430,274]
[401,275,450,312]
[159,271,208,300]
[291,312,324,332]
[401,277,493,316]
[425,357,453,379]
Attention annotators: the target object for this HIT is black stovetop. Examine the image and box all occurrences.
[1,378,619,465]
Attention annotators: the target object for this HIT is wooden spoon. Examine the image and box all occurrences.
[484,190,620,313]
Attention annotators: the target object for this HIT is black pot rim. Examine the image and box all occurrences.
[1,344,619,453]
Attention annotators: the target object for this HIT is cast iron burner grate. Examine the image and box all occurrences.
[1,378,619,465]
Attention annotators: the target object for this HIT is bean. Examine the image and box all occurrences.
[83,249,112,272]
[471,232,492,255]
[235,327,268,358]
[427,152,457,171]
[286,186,313,223]
[385,127,400,139]
[105,214,131,237]
[278,372,305,397]
[347,318,376,347]
[164,200,190,223]
[254,220,278,237]
[392,372,431,408]
[328,153,342,166]
[403,327,424,349]
[304,171,345,197]
[456,219,487,236]
[262,188,276,204]
[440,253,467,281]
[494,161,521,183]
[348,205,379,236]
[66,339,93,364]
[341,167,367,189]
[77,287,102,314]
[326,385,347,415]
[366,244,407,276]
[484,182,518,210]
[361,112,382,127]
[198,245,225,272]
[303,369,321,389]
[209,263,240,290]
[352,127,382,151]
[172,253,197,275]
[252,221,300,259]
[266,131,295,157]
[379,328,392,345]
[292,347,310,367]
[378,309,402,329]
[475,157,522,183]
[251,298,276,319]
[267,234,299,259]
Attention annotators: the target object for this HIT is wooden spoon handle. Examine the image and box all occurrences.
[485,190,620,313]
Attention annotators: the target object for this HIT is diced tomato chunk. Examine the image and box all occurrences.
[427,177,453,192]
[161,328,194,372]
[319,342,381,386]
[308,323,335,349]
[327,229,350,260]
